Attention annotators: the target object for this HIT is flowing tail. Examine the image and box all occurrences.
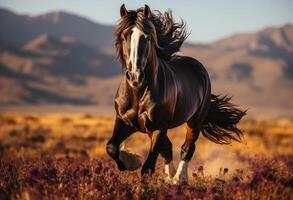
[201,94,246,144]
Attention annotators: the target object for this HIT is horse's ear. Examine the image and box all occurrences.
[144,4,151,19]
[120,4,128,17]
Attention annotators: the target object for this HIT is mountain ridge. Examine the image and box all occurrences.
[0,8,114,48]
[0,8,292,117]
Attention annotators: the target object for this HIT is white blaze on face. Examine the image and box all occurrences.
[129,27,144,79]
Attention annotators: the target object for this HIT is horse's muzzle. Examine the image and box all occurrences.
[126,71,144,86]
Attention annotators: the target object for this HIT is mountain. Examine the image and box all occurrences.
[0,8,121,106]
[0,33,120,105]
[21,33,119,77]
[0,8,292,117]
[0,8,114,48]
[182,24,293,117]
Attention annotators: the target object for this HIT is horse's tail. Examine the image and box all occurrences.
[201,94,246,144]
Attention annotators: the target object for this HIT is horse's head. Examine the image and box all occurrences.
[115,4,187,87]
[115,4,158,87]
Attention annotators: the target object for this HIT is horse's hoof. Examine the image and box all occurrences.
[119,150,142,171]
[172,176,179,184]
[141,168,154,176]
[172,176,188,185]
[106,144,117,157]
[164,176,173,184]
[117,163,127,171]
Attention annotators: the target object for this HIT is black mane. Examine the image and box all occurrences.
[114,7,187,68]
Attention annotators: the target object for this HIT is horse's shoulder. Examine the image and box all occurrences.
[115,77,128,95]
[114,77,131,108]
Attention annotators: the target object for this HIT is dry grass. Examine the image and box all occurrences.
[0,113,292,199]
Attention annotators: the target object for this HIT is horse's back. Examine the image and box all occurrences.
[169,56,208,77]
[167,56,211,128]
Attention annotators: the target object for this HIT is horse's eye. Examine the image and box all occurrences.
[121,35,126,42]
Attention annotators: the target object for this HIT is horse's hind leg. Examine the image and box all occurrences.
[173,124,200,184]
[160,135,176,182]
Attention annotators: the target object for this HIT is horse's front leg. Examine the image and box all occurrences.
[121,108,137,127]
[106,117,136,171]
[160,136,176,183]
[141,128,167,175]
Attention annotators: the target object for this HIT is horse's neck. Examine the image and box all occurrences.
[153,59,169,86]
[130,85,146,101]
[127,58,172,107]
[146,53,168,89]
[135,53,169,96]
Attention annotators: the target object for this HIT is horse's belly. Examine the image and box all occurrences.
[168,105,197,128]
[169,87,205,128]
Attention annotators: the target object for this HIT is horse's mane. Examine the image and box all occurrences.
[114,7,187,68]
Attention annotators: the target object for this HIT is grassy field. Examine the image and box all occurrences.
[0,113,292,199]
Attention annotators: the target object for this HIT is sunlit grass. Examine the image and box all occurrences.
[0,113,292,199]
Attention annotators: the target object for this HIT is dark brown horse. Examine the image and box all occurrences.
[106,4,246,184]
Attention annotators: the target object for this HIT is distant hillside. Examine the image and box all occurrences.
[0,8,114,48]
[0,8,292,117]
[0,32,120,105]
[182,24,293,117]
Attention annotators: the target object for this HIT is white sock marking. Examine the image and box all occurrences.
[165,161,176,177]
[173,160,189,184]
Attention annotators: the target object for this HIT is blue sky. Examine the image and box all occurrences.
[0,0,292,43]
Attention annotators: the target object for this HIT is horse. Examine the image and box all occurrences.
[106,4,246,184]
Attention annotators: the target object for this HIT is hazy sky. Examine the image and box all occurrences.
[0,0,292,43]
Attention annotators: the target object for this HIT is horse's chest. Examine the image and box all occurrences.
[130,91,155,132]
[125,93,158,133]
[118,87,173,133]
[137,101,156,133]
